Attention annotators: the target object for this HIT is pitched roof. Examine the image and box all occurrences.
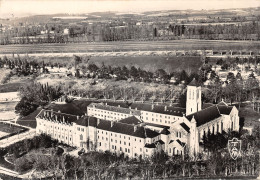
[75,116,97,126]
[37,109,78,124]
[144,143,156,148]
[155,140,165,145]
[186,105,222,127]
[89,103,141,116]
[169,139,185,147]
[118,116,143,125]
[180,122,190,133]
[218,101,228,106]
[176,139,186,147]
[161,128,170,135]
[145,122,170,129]
[130,103,185,116]
[188,78,200,87]
[217,105,233,115]
[96,119,159,139]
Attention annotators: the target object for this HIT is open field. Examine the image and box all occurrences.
[0,122,25,135]
[0,40,260,54]
[0,76,33,93]
[238,103,260,128]
[88,56,201,73]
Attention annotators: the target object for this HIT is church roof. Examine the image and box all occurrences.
[186,105,221,126]
[217,105,233,115]
[186,104,234,127]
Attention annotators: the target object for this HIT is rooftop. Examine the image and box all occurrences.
[186,104,233,127]
[130,103,185,116]
[37,109,79,124]
[118,116,143,125]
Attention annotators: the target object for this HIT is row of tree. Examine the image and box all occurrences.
[1,20,260,44]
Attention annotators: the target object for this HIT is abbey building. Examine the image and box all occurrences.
[36,79,240,158]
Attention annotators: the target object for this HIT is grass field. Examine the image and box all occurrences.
[88,56,202,73]
[238,103,260,128]
[0,39,260,54]
[0,122,25,137]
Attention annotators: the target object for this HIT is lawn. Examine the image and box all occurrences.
[0,83,22,93]
[238,103,260,128]
[88,56,202,73]
[0,122,24,134]
[16,108,42,128]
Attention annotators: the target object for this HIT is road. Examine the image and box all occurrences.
[0,39,260,54]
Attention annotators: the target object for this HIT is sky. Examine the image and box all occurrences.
[0,0,259,17]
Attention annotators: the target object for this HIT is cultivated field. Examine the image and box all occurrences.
[0,39,260,54]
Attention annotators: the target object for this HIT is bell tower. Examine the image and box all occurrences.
[186,79,201,116]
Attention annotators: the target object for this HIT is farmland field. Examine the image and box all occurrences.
[89,56,202,73]
[0,39,260,54]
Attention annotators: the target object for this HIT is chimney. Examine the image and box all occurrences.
[97,118,100,125]
[43,111,46,117]
[55,115,58,121]
[51,109,54,117]
[129,106,131,109]
[135,107,137,110]
[134,125,137,132]
[164,106,167,111]
[105,102,107,105]
[151,104,154,110]
[63,116,65,123]
[77,116,79,120]
[118,105,120,108]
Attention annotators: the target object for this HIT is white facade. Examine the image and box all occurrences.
[186,84,201,116]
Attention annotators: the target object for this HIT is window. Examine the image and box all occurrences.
[80,134,83,140]
[120,147,122,151]
[124,142,126,145]
[99,142,101,146]
[111,139,113,142]
[129,143,130,146]
[128,149,130,153]
[125,148,127,153]
[112,145,114,149]
[140,148,142,152]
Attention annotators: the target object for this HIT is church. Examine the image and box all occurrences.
[36,79,240,157]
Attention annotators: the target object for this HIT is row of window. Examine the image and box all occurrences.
[97,130,144,143]
[99,142,149,153]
